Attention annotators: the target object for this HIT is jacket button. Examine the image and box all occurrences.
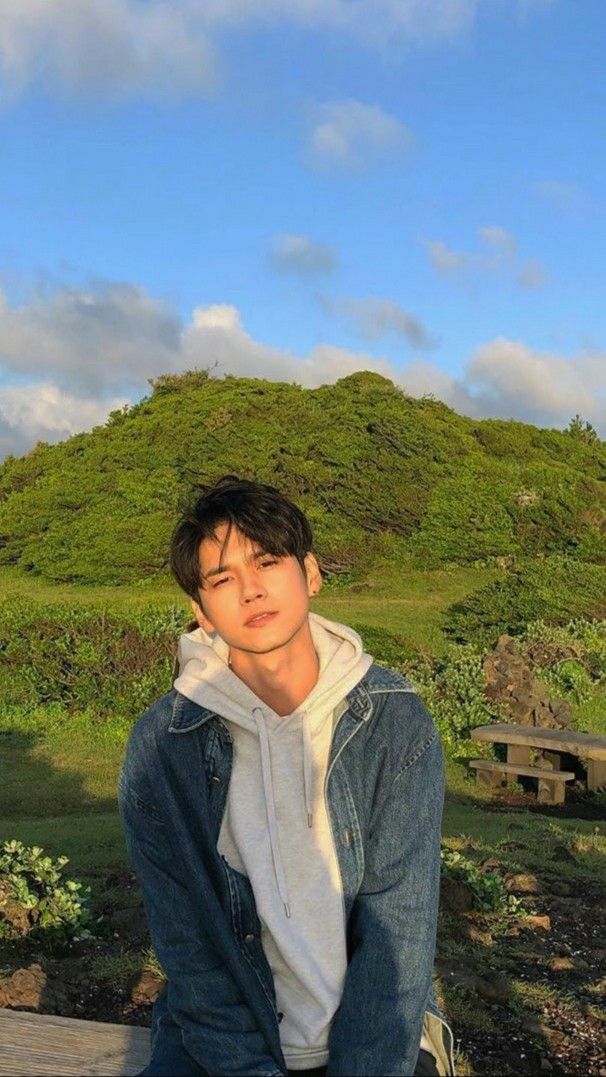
[342,828,352,848]
[244,933,255,944]
[211,775,221,784]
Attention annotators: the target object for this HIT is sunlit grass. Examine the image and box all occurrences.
[0,562,499,656]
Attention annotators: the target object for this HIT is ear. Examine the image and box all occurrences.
[190,596,216,634]
[304,552,323,597]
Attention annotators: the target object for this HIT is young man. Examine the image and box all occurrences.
[119,475,454,1077]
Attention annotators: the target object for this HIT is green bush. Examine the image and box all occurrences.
[0,840,92,948]
[522,617,606,682]
[443,556,606,647]
[0,599,188,719]
[521,618,606,714]
[0,601,413,720]
[441,848,523,917]
[406,646,506,754]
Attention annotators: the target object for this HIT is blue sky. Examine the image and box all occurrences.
[0,0,604,458]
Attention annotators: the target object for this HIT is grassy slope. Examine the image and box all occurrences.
[1,370,605,587]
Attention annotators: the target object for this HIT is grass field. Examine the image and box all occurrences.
[0,560,499,652]
[1,563,605,1075]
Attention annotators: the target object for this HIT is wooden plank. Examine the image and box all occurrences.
[507,744,531,766]
[470,724,606,760]
[468,761,575,781]
[0,1009,150,1076]
[587,758,606,793]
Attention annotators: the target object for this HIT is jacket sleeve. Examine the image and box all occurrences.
[118,762,285,1077]
[327,712,445,1077]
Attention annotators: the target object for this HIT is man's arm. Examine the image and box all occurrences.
[327,704,445,1077]
[119,765,284,1077]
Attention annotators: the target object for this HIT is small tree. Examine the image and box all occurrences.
[566,414,599,444]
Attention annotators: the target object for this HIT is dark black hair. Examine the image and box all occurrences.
[169,474,314,601]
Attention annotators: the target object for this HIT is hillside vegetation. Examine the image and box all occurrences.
[0,370,605,589]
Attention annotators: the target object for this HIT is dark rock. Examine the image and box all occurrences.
[440,876,475,913]
[479,857,504,873]
[548,956,575,972]
[482,638,571,729]
[548,880,572,897]
[468,971,510,1005]
[539,1025,567,1051]
[550,844,577,864]
[109,904,147,938]
[466,924,493,946]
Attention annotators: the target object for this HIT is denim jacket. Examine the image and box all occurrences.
[118,662,454,1077]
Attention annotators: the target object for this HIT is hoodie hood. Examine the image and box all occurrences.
[174,610,372,730]
[174,611,373,915]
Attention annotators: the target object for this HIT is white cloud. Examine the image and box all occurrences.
[306,99,413,170]
[202,1,493,45]
[0,281,181,394]
[0,381,128,458]
[2,277,602,460]
[479,225,517,256]
[423,239,471,276]
[182,303,396,384]
[319,295,437,349]
[270,233,337,276]
[0,0,217,103]
[0,2,556,104]
[401,338,606,434]
[0,1,559,103]
[423,225,548,290]
[532,179,591,213]
[0,282,400,457]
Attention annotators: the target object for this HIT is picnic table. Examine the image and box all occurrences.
[468,723,606,805]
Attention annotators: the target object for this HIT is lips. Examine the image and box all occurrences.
[245,611,278,627]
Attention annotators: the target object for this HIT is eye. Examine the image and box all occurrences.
[260,558,278,567]
[213,576,231,587]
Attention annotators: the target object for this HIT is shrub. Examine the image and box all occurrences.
[443,556,606,647]
[406,646,507,754]
[0,601,415,721]
[441,849,523,917]
[0,599,188,719]
[0,840,92,949]
[521,618,606,709]
[522,617,606,682]
[349,622,417,671]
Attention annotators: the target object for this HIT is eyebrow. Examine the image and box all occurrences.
[202,547,271,580]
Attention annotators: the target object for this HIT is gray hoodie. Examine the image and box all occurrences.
[174,611,373,1071]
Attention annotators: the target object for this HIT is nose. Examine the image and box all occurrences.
[240,569,267,603]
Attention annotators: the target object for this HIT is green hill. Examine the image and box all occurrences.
[0,369,605,587]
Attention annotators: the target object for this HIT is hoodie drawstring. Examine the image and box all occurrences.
[252,707,292,918]
[301,711,314,828]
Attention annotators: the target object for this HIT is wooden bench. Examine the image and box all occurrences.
[0,1009,150,1076]
[469,723,606,805]
[468,759,575,805]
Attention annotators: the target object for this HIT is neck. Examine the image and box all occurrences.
[228,617,319,717]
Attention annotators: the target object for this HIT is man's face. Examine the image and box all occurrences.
[191,522,321,656]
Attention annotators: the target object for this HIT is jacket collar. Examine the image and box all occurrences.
[169,673,374,733]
